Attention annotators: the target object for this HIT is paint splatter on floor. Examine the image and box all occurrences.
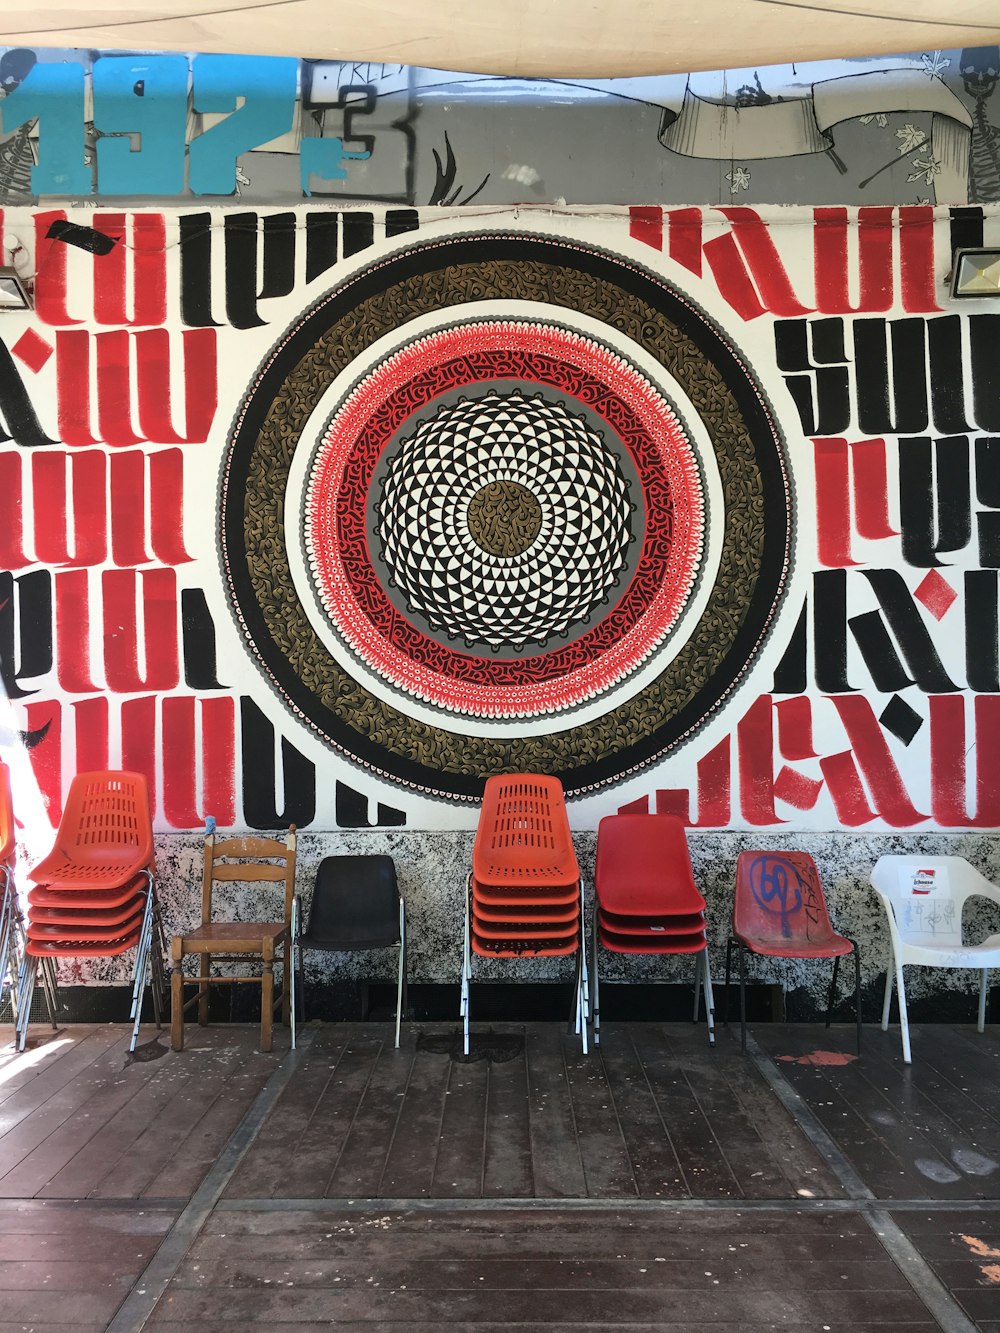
[960,1235,1000,1259]
[776,1050,858,1066]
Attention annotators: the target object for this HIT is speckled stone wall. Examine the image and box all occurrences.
[143,830,1000,1017]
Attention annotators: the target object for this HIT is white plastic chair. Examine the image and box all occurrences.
[870,855,1000,1063]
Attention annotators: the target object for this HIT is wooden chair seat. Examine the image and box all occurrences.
[175,922,289,950]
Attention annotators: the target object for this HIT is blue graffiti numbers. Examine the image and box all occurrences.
[189,55,296,195]
[1,55,364,196]
[94,56,189,195]
[747,855,805,939]
[0,62,91,194]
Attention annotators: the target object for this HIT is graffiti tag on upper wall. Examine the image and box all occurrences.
[1,46,999,207]
[0,53,372,197]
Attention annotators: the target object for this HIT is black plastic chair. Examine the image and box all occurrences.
[295,855,407,1047]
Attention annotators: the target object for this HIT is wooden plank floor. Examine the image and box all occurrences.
[896,1210,1000,1333]
[0,1017,998,1330]
[223,1022,842,1201]
[754,1022,1000,1200]
[147,1205,929,1330]
[0,1199,176,1331]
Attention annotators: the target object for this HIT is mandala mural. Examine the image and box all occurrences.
[221,231,794,802]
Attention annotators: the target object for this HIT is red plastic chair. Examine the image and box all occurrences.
[726,850,861,1054]
[29,771,154,889]
[462,774,588,1055]
[592,814,715,1046]
[16,771,165,1053]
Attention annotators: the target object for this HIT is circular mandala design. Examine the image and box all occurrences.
[222,232,794,802]
[302,318,704,719]
[375,389,633,650]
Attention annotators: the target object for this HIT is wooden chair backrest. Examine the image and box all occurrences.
[201,827,297,927]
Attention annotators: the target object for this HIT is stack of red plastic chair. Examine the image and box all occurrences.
[592,814,715,1047]
[15,771,166,1052]
[0,762,29,1019]
[462,774,588,1055]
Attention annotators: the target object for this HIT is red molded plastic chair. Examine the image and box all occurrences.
[16,771,165,1053]
[726,850,861,1054]
[592,814,715,1046]
[462,774,588,1055]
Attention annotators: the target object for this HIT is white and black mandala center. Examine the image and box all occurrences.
[374,390,633,650]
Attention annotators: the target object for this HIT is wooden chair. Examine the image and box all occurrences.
[170,827,296,1053]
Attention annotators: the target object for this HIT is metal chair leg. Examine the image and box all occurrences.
[724,937,733,1026]
[825,953,840,1028]
[461,887,471,1057]
[738,941,747,1054]
[394,899,406,1050]
[591,920,601,1047]
[15,955,36,1051]
[851,940,862,1054]
[702,949,716,1047]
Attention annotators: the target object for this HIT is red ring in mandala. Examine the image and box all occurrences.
[304,321,705,718]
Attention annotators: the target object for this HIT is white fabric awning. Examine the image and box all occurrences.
[1,0,999,77]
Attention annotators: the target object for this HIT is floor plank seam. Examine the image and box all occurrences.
[213,1193,1000,1213]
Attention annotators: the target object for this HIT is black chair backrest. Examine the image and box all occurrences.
[304,855,401,949]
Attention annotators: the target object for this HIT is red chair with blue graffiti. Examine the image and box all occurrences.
[725,850,861,1054]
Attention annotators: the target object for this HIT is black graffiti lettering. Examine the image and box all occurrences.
[224,212,297,329]
[305,212,339,282]
[969,316,1000,432]
[179,208,400,325]
[342,212,375,258]
[859,570,958,693]
[927,318,973,434]
[336,85,377,160]
[335,780,406,828]
[0,570,52,699]
[898,436,972,568]
[770,600,808,695]
[965,570,1000,692]
[854,317,929,436]
[0,340,58,448]
[178,213,220,328]
[774,318,850,435]
[847,610,916,692]
[777,314,1000,443]
[975,437,1000,567]
[181,588,226,690]
[813,569,960,694]
[240,696,316,829]
[812,570,857,694]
